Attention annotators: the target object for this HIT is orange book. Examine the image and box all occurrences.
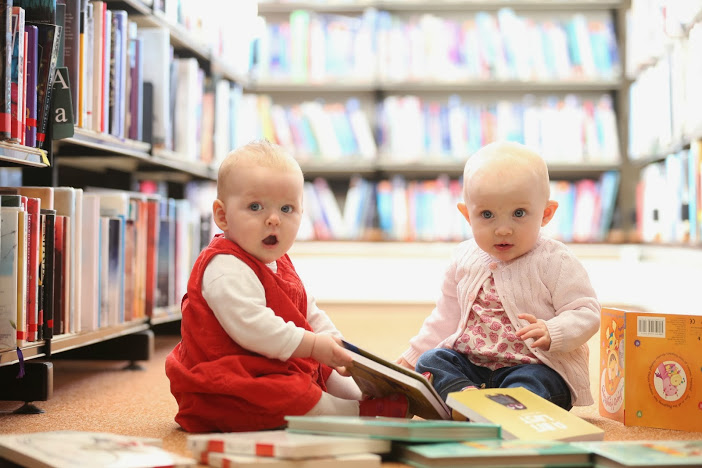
[599,307,702,432]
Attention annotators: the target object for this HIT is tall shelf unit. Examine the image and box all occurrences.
[253,0,634,242]
[0,0,252,411]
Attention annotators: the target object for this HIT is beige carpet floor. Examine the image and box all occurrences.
[0,303,700,466]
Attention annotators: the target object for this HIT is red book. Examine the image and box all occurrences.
[52,214,65,336]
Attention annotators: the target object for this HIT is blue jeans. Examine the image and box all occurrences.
[416,348,573,410]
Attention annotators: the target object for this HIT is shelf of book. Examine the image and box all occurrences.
[257,0,625,14]
[0,320,150,366]
[0,142,50,168]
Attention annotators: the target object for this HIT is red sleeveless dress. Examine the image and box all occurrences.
[165,234,331,432]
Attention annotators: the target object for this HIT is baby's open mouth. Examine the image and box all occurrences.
[263,235,278,245]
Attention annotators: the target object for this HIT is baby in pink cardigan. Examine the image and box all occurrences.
[399,141,600,412]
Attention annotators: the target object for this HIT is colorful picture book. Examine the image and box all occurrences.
[395,438,591,468]
[186,430,391,461]
[0,430,196,468]
[341,340,451,420]
[599,307,701,432]
[285,415,501,442]
[201,452,382,468]
[446,387,605,442]
[573,440,702,467]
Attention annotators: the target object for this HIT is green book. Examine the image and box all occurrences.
[285,415,501,442]
[396,439,591,468]
[573,440,702,467]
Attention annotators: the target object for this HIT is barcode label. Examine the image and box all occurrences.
[637,317,665,337]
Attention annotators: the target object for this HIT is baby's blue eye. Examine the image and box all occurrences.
[514,209,526,218]
[480,211,493,219]
[281,205,293,214]
[249,203,262,211]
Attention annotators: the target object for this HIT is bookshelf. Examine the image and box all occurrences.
[252,0,633,243]
[0,0,256,412]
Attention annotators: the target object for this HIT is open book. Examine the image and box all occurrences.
[341,340,451,420]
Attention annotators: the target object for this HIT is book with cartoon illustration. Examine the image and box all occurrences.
[446,387,604,442]
[599,307,702,432]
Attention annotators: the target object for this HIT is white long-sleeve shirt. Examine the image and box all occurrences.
[202,254,342,361]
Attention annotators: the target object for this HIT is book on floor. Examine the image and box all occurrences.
[201,452,382,468]
[446,387,605,442]
[341,340,451,420]
[0,430,197,468]
[395,439,591,468]
[186,430,391,461]
[572,440,702,467]
[285,415,501,442]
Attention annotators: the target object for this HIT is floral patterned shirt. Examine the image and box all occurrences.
[454,275,540,370]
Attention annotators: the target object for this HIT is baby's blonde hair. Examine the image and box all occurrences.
[463,141,551,202]
[217,140,302,199]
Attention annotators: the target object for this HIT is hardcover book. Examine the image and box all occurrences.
[203,452,381,468]
[186,431,391,461]
[396,439,591,468]
[573,440,702,467]
[341,340,451,420]
[24,23,37,146]
[0,430,196,468]
[29,21,61,148]
[0,0,12,140]
[599,307,702,432]
[285,415,501,442]
[446,387,605,442]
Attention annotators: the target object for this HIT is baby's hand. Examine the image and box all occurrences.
[310,334,354,369]
[516,314,551,350]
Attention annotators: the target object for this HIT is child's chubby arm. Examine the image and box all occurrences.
[291,331,354,373]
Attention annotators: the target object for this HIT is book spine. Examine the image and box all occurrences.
[39,208,55,340]
[10,7,25,142]
[25,197,40,342]
[24,24,37,146]
[63,0,79,123]
[0,1,12,140]
[31,22,61,149]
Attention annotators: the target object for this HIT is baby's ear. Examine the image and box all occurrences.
[212,199,228,231]
[541,200,559,227]
[457,203,470,224]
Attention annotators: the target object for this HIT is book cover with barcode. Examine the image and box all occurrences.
[599,307,702,432]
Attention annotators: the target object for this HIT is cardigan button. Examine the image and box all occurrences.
[488,262,498,270]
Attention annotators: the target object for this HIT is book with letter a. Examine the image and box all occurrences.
[446,387,604,442]
[341,340,451,420]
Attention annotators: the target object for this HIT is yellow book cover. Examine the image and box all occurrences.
[446,387,604,442]
[599,307,702,432]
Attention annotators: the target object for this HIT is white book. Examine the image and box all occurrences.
[137,27,172,149]
[80,194,101,332]
[205,452,381,468]
[186,431,390,461]
[174,57,201,160]
[53,187,78,334]
[0,204,20,351]
[0,430,196,468]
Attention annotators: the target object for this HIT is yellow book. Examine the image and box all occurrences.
[446,387,604,442]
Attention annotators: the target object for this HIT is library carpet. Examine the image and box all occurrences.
[0,332,700,465]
